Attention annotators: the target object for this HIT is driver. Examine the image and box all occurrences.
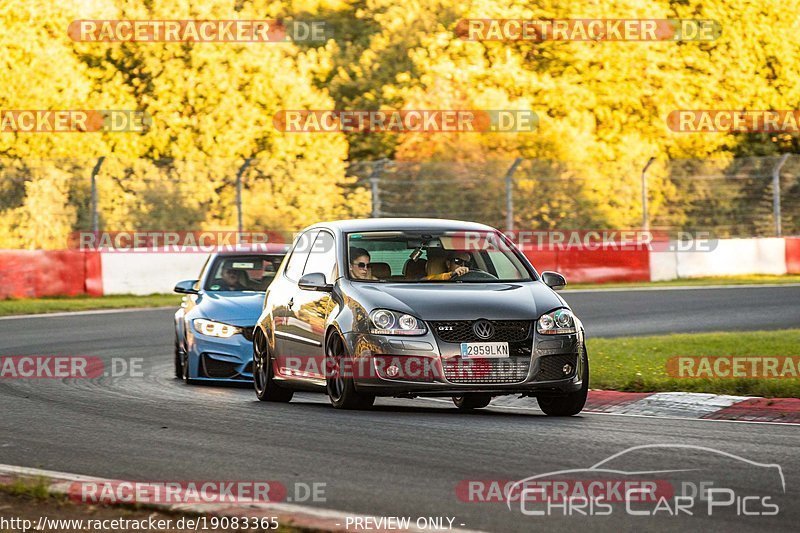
[220,267,248,290]
[426,251,470,280]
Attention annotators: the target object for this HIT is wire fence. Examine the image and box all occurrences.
[1,155,799,249]
[350,156,800,238]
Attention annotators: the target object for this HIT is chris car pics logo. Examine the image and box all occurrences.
[505,444,784,518]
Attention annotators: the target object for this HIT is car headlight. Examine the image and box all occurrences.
[537,309,576,335]
[369,309,427,335]
[193,318,242,338]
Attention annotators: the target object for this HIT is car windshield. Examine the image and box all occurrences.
[346,231,533,283]
[204,254,284,291]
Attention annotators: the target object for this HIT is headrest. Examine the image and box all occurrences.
[425,251,448,276]
[369,262,391,279]
[403,258,427,279]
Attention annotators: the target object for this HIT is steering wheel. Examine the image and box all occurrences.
[450,269,498,281]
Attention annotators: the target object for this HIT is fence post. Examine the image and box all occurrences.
[641,157,656,231]
[90,156,105,233]
[235,158,253,234]
[772,153,790,237]
[504,158,523,231]
[369,159,386,218]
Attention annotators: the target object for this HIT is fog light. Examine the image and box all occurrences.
[562,363,573,375]
[386,365,400,377]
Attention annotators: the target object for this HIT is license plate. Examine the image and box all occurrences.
[460,342,509,358]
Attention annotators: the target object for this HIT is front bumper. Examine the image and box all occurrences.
[342,328,584,397]
[187,326,255,381]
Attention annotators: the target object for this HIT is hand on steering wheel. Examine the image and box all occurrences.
[451,266,469,277]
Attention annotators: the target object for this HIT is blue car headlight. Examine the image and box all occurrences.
[537,309,576,335]
[193,318,242,338]
[369,309,427,335]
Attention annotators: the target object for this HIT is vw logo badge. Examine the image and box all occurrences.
[472,320,494,340]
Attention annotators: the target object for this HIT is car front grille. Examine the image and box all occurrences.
[201,355,239,379]
[240,326,256,342]
[533,353,578,381]
[443,356,531,384]
[431,320,531,343]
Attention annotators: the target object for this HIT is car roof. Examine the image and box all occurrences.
[303,218,498,234]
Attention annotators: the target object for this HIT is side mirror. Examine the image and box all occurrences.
[298,272,333,292]
[174,279,200,294]
[541,271,567,290]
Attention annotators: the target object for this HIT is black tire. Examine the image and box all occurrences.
[173,330,183,379]
[175,330,194,384]
[453,394,492,410]
[325,334,375,410]
[253,330,293,402]
[537,345,589,416]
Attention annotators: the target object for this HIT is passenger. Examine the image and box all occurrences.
[349,247,378,280]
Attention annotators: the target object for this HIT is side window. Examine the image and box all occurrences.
[284,230,319,282]
[302,231,337,281]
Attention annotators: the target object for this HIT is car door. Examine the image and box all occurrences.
[286,230,338,381]
[272,230,318,378]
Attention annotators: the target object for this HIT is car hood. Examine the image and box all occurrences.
[196,292,265,325]
[350,282,566,320]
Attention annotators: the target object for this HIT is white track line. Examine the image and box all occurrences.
[564,283,800,293]
[447,400,800,427]
[0,306,175,320]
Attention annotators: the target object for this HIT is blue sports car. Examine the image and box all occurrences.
[173,247,287,383]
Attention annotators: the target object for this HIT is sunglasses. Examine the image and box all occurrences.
[451,257,468,265]
[352,261,369,269]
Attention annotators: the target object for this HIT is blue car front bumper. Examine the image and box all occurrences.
[186,327,255,382]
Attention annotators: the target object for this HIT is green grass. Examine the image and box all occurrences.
[587,329,800,397]
[0,294,181,316]
[0,477,52,500]
[564,274,800,290]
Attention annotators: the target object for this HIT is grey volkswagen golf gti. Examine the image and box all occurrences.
[253,218,588,415]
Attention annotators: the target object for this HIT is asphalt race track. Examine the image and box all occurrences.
[1,285,798,532]
[564,284,800,337]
